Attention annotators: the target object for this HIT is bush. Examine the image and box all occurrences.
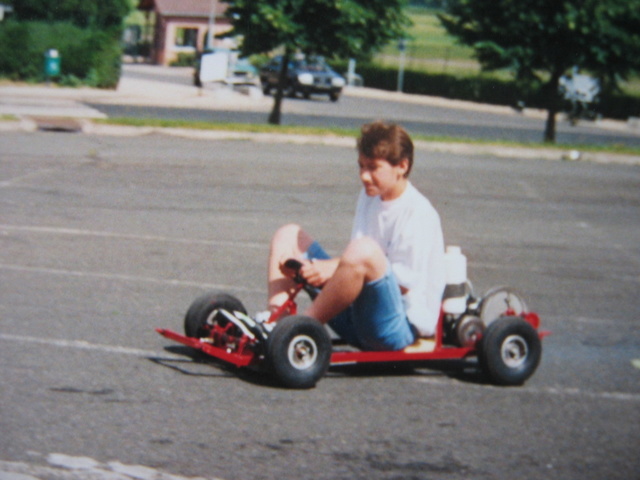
[0,20,122,88]
[332,60,640,120]
[170,52,197,67]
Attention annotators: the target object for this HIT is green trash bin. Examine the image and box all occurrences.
[44,49,61,78]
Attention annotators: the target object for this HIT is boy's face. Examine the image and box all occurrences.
[358,154,409,201]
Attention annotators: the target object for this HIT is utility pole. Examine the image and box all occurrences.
[207,0,217,50]
[397,38,407,93]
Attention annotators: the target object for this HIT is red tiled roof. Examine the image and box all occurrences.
[138,0,227,17]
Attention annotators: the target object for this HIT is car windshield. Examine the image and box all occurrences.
[298,60,330,72]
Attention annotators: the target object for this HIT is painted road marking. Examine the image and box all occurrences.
[1,332,638,404]
[414,376,640,403]
[0,224,264,249]
[0,263,260,293]
[0,333,168,358]
[632,359,640,370]
[0,453,224,480]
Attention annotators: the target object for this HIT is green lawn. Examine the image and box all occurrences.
[377,7,479,74]
[376,6,640,92]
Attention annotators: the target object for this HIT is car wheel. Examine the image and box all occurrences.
[267,315,331,389]
[184,292,247,338]
[478,316,541,386]
[329,91,340,102]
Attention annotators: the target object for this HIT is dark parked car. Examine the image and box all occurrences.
[260,56,346,102]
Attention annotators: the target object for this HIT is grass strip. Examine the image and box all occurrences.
[97,117,640,157]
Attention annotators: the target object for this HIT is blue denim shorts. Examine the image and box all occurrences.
[305,241,416,351]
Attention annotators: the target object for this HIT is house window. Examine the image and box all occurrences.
[175,28,198,47]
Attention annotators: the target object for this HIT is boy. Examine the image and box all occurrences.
[267,121,446,351]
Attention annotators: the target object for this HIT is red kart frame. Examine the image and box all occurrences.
[157,268,549,388]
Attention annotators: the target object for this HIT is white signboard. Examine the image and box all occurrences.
[198,51,229,83]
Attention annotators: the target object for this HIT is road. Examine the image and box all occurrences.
[1,131,639,480]
[86,64,640,148]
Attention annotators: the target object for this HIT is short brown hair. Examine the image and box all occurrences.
[357,121,414,177]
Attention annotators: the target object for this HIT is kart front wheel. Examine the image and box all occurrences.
[267,315,331,389]
[184,292,246,338]
[478,316,541,386]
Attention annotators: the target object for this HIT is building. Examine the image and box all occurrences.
[137,0,231,66]
[0,3,14,21]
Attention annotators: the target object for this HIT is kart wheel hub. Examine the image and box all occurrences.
[501,334,528,368]
[288,334,318,370]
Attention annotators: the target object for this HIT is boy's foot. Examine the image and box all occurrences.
[254,310,271,323]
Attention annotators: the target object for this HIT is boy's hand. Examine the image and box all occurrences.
[280,258,338,288]
[299,260,328,288]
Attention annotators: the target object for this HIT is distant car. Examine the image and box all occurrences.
[260,56,346,102]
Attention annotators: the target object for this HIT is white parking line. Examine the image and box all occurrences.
[0,333,168,358]
[0,224,265,249]
[0,263,260,293]
[0,454,223,480]
[414,376,640,403]
[2,332,638,403]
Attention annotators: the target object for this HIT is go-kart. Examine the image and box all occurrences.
[157,257,548,389]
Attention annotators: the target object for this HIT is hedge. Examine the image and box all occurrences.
[0,21,122,88]
[333,61,640,121]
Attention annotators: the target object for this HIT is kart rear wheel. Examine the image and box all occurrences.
[478,316,541,386]
[267,315,331,389]
[184,292,246,338]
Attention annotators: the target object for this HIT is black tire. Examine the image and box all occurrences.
[184,292,246,338]
[266,315,331,389]
[478,317,541,386]
[329,91,340,102]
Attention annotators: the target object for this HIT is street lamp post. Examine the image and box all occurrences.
[397,38,407,93]
[207,0,217,50]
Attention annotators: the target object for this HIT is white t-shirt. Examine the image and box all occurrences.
[351,182,446,337]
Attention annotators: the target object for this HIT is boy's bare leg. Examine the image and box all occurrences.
[267,223,314,311]
[304,237,387,324]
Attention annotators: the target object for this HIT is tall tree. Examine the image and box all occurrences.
[439,0,640,142]
[10,0,131,29]
[222,0,410,124]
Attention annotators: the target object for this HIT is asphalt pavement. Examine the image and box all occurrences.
[1,64,639,480]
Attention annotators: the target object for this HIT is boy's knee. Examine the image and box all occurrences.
[272,223,302,244]
[270,223,314,257]
[342,237,386,278]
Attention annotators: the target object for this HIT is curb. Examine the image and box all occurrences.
[2,118,637,166]
[0,116,640,165]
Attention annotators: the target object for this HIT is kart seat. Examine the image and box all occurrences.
[403,337,436,353]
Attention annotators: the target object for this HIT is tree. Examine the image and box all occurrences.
[439,0,640,142]
[10,0,131,30]
[222,0,411,124]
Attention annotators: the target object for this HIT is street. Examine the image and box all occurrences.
[86,64,640,148]
[0,130,639,480]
